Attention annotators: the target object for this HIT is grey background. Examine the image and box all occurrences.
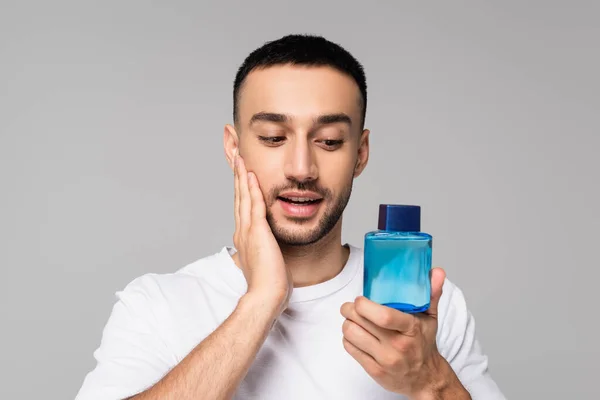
[1,1,598,399]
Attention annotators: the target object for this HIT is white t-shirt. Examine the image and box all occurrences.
[75,245,505,400]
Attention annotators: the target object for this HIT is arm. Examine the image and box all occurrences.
[75,153,290,400]
[130,153,291,400]
[128,292,280,400]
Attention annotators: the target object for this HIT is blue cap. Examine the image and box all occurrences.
[378,204,421,232]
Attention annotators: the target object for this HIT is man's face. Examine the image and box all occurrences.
[228,65,369,246]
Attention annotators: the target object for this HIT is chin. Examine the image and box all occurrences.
[266,215,318,244]
[272,229,325,247]
[272,217,319,233]
[269,216,337,247]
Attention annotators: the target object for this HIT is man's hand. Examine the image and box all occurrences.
[233,153,293,315]
[341,268,470,399]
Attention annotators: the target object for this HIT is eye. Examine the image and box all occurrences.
[258,136,286,146]
[319,139,344,150]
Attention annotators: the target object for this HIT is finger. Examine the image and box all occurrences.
[342,319,381,359]
[248,172,267,222]
[342,337,383,378]
[355,296,416,334]
[426,267,446,318]
[233,153,240,232]
[237,156,251,230]
[341,302,387,342]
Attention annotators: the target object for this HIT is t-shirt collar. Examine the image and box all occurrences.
[218,244,362,303]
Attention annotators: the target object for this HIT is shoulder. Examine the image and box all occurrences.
[436,278,471,340]
[436,279,487,374]
[438,277,465,314]
[75,247,242,400]
[436,278,506,397]
[114,246,237,310]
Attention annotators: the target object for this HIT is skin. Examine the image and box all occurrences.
[129,64,470,399]
[224,64,370,287]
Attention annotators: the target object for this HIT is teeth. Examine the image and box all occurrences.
[288,197,314,202]
[286,197,316,203]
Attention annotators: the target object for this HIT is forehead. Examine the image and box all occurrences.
[237,65,362,126]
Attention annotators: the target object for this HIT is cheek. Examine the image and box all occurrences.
[320,155,355,180]
[318,162,355,196]
[243,151,276,175]
[244,160,280,198]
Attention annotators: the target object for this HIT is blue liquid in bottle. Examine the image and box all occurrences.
[364,204,432,313]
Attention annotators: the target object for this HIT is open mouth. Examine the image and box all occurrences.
[277,196,323,205]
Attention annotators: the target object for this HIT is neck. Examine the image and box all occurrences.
[278,220,350,288]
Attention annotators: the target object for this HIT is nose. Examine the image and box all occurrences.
[283,137,318,183]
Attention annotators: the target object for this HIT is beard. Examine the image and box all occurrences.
[264,177,354,247]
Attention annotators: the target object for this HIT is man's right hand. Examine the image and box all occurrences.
[233,152,292,316]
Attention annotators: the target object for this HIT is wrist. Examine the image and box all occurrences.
[247,283,290,307]
[412,355,471,400]
[239,291,286,322]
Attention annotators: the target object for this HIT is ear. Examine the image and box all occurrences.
[223,124,240,171]
[353,129,370,178]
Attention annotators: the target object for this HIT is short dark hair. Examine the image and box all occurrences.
[233,34,367,129]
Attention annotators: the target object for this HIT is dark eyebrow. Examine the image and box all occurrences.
[249,112,353,128]
[249,112,288,126]
[315,113,352,127]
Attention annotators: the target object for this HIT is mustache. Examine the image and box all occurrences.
[268,181,332,200]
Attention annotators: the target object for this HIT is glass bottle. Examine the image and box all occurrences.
[363,204,432,313]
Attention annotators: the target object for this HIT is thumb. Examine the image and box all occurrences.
[426,267,446,318]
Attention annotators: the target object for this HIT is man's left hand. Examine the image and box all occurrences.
[340,267,470,399]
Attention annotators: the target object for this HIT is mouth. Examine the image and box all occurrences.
[276,192,324,218]
[277,191,324,205]
[276,196,323,205]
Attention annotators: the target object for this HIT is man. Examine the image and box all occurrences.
[75,34,505,400]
